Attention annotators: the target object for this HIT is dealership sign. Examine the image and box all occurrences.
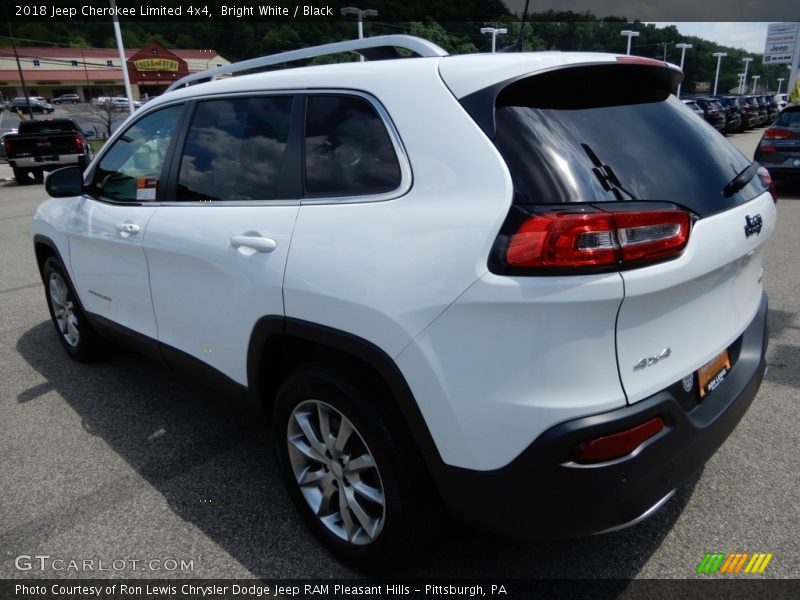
[134,58,179,72]
[763,22,798,65]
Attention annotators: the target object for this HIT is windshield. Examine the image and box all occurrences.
[493,95,765,216]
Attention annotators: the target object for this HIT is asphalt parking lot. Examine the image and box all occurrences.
[0,128,798,581]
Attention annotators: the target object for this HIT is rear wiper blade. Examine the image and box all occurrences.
[581,143,638,201]
[723,162,760,197]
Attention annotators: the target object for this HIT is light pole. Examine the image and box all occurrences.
[712,52,726,96]
[741,57,752,95]
[751,75,760,94]
[620,30,640,55]
[675,42,692,99]
[340,6,378,61]
[777,78,785,94]
[109,0,135,114]
[480,27,508,53]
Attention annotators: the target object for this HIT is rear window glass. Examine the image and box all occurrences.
[19,121,75,134]
[775,109,800,127]
[493,95,763,216]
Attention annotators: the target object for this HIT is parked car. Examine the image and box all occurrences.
[52,94,81,105]
[112,96,142,110]
[32,36,775,567]
[694,98,727,132]
[744,95,768,126]
[774,93,789,112]
[758,94,778,123]
[682,99,705,119]
[0,128,19,160]
[754,105,800,180]
[709,96,743,132]
[9,97,54,114]
[91,96,110,106]
[4,118,94,184]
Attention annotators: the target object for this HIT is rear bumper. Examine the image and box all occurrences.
[433,293,768,539]
[10,155,83,169]
[758,157,800,178]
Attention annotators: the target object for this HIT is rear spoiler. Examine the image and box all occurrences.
[460,59,683,138]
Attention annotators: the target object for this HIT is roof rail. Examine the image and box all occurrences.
[165,35,448,93]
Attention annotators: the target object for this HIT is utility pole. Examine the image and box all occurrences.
[7,23,34,119]
[109,0,135,114]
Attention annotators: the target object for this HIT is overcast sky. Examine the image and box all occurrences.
[652,22,770,53]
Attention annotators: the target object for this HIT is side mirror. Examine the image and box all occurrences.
[45,166,84,197]
[83,128,96,140]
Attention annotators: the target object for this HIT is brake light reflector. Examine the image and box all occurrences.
[505,209,690,269]
[570,417,665,463]
[763,128,791,139]
[757,166,778,202]
[506,212,617,267]
[74,133,84,152]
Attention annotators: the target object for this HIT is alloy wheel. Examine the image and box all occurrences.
[287,399,386,545]
[48,272,80,347]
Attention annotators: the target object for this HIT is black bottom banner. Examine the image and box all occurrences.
[2,579,799,600]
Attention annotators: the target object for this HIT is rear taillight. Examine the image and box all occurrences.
[763,128,791,139]
[3,138,10,156]
[505,209,691,270]
[74,133,84,152]
[758,166,778,202]
[570,417,665,463]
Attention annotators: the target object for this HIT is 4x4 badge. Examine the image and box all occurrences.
[744,214,763,238]
[634,348,672,371]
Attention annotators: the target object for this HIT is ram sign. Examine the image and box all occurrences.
[763,22,798,65]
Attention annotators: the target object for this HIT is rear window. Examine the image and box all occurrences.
[493,94,764,216]
[18,120,76,134]
[775,108,800,128]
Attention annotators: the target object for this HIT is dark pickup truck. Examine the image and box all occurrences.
[3,118,95,185]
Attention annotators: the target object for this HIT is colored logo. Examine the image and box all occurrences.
[696,552,773,574]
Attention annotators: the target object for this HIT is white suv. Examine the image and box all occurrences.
[33,36,775,567]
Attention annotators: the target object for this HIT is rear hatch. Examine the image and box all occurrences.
[444,57,776,404]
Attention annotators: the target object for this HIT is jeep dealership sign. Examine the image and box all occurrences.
[764,22,798,65]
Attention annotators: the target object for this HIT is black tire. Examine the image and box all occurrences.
[42,257,103,362]
[32,168,44,184]
[13,167,31,185]
[273,363,436,570]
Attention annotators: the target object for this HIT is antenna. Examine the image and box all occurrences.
[500,0,531,53]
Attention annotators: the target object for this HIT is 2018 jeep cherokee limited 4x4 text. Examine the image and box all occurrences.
[32,36,775,567]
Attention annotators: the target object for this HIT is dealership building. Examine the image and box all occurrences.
[0,41,229,102]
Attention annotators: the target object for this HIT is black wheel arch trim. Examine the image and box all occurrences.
[33,234,89,314]
[247,316,448,481]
